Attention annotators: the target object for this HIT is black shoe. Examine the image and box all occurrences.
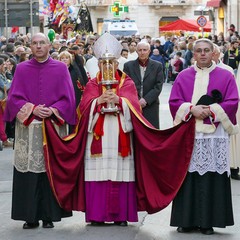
[231,174,240,180]
[42,221,54,228]
[23,222,39,229]
[230,168,240,180]
[90,221,105,226]
[200,227,214,235]
[114,221,128,226]
[177,226,197,233]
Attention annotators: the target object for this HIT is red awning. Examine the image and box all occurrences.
[206,0,221,7]
[160,19,211,32]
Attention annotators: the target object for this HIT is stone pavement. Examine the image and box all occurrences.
[0,83,240,240]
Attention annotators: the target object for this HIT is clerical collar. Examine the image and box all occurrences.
[196,62,213,70]
[138,58,149,67]
[194,60,216,73]
[35,56,50,63]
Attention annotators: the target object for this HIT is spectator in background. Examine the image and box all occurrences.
[118,49,129,71]
[128,41,138,60]
[58,50,86,108]
[68,45,89,90]
[229,56,240,180]
[0,57,13,148]
[4,57,16,141]
[49,39,61,54]
[3,43,17,62]
[83,45,94,62]
[226,24,236,42]
[150,39,166,58]
[223,40,240,76]
[166,36,177,57]
[124,41,164,128]
[120,40,129,52]
[50,51,58,60]
[0,101,13,148]
[171,51,183,82]
[164,37,172,53]
[150,48,167,79]
[212,43,240,180]
[15,46,26,63]
[121,48,129,59]
[19,52,30,63]
[183,42,193,69]
[69,45,85,64]
[0,58,11,93]
[14,40,24,48]
[85,35,96,47]
[178,41,187,59]
[5,58,17,80]
[0,36,7,48]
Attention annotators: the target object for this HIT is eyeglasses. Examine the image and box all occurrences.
[195,48,212,54]
[31,41,47,47]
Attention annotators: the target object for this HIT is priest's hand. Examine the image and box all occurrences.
[97,91,109,105]
[33,104,53,119]
[107,89,119,104]
[190,105,211,120]
[97,90,119,104]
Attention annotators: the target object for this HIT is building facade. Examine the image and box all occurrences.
[76,0,239,38]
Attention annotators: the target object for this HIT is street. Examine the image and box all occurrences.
[0,83,240,240]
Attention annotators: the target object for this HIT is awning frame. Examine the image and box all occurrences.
[206,0,221,8]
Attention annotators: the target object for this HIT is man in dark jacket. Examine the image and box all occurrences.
[123,41,164,128]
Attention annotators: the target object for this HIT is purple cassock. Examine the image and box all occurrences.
[4,57,76,124]
[168,64,239,229]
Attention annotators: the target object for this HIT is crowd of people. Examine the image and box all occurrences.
[0,26,240,236]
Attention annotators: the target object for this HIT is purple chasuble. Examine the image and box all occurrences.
[4,57,76,125]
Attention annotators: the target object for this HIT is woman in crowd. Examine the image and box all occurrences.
[58,50,86,108]
[0,57,13,148]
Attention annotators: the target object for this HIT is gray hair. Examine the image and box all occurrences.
[137,41,150,50]
[193,38,214,52]
[213,43,221,54]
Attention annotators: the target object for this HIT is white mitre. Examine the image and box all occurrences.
[93,32,122,59]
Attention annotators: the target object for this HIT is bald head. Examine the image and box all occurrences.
[30,32,51,62]
[31,33,50,44]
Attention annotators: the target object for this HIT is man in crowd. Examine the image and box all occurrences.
[128,41,138,60]
[118,48,129,71]
[169,38,238,235]
[4,33,76,229]
[223,39,240,76]
[213,44,240,180]
[123,41,163,128]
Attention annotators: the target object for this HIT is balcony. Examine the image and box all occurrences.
[83,0,190,6]
[150,0,189,6]
[83,0,112,7]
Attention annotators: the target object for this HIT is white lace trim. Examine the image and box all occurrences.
[189,124,230,176]
[14,119,68,173]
